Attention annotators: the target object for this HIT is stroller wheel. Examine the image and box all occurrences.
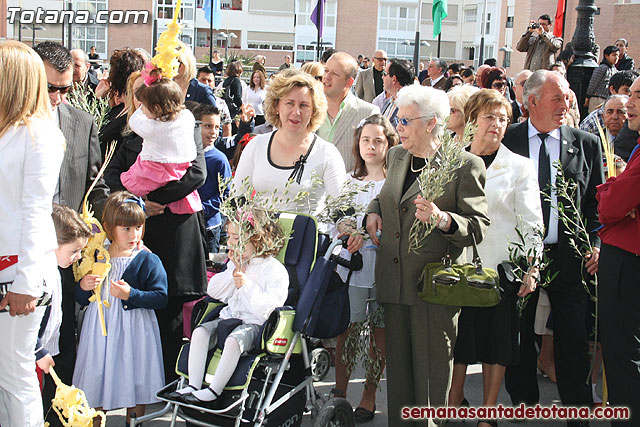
[313,397,355,427]
[311,347,331,381]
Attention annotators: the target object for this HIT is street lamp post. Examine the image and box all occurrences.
[22,25,46,46]
[499,46,512,69]
[310,40,333,60]
[567,0,598,119]
[401,39,431,75]
[478,0,488,65]
[215,31,238,60]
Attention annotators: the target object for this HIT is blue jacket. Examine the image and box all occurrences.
[186,78,217,106]
[198,146,232,228]
[76,250,168,310]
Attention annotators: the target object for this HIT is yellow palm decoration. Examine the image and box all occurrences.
[73,142,117,336]
[46,368,105,427]
[596,121,618,178]
[151,0,185,79]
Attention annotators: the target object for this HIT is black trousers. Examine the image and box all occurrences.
[599,243,640,426]
[506,245,592,424]
[43,266,77,426]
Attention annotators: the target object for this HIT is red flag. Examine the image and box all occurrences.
[553,0,565,38]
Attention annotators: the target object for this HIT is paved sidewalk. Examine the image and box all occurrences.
[104,363,610,426]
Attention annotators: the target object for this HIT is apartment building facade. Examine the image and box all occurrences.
[2,0,638,74]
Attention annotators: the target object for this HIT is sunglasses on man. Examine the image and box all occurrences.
[48,83,73,94]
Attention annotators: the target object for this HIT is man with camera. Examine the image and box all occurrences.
[516,14,563,71]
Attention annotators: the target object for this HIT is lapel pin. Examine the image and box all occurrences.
[567,147,575,154]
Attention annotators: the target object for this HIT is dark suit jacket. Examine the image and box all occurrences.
[511,100,523,123]
[614,121,640,162]
[421,76,447,91]
[85,72,99,93]
[58,103,109,216]
[502,121,604,282]
[367,146,490,305]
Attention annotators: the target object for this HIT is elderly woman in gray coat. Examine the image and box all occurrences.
[366,85,490,426]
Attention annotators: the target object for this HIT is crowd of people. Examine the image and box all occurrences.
[1,11,640,426]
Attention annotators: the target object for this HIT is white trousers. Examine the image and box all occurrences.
[0,307,45,427]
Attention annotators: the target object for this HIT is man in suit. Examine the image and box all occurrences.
[381,58,414,128]
[316,52,380,171]
[511,69,532,123]
[70,48,99,93]
[355,49,386,103]
[33,41,109,424]
[421,58,448,91]
[503,70,604,425]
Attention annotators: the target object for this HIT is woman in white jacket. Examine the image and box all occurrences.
[0,41,65,426]
[448,89,544,427]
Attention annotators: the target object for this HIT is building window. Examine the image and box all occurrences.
[73,25,107,59]
[196,30,208,47]
[506,16,513,28]
[421,3,458,21]
[464,8,476,23]
[377,37,415,60]
[72,0,107,57]
[247,31,293,51]
[464,46,475,60]
[379,4,416,32]
[485,13,491,33]
[297,0,337,28]
[485,45,494,60]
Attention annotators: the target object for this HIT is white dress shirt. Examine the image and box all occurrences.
[527,121,561,244]
[430,75,444,87]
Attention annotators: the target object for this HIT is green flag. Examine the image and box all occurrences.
[433,0,448,38]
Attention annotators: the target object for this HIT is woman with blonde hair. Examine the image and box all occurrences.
[301,61,325,81]
[447,84,479,137]
[175,41,217,106]
[0,40,65,426]
[234,69,347,217]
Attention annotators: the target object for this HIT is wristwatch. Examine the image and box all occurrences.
[437,212,449,230]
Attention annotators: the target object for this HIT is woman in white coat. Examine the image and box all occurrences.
[448,89,543,427]
[0,41,65,426]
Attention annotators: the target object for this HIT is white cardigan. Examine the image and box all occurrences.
[470,144,544,269]
[0,118,65,297]
[207,257,289,325]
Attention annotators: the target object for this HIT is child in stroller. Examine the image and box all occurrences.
[167,208,289,406]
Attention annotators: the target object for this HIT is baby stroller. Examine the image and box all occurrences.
[142,212,359,427]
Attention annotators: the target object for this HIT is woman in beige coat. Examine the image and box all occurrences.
[366,85,490,426]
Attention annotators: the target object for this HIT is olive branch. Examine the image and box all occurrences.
[408,121,475,253]
[506,221,557,317]
[67,83,111,132]
[341,303,385,390]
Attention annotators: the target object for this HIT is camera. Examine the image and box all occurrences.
[529,22,541,30]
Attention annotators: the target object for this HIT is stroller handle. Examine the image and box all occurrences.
[323,236,364,272]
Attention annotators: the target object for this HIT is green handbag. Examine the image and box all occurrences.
[418,236,501,308]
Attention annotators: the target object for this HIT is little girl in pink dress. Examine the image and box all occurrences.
[121,77,202,215]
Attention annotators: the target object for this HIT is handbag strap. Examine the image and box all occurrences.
[442,232,484,271]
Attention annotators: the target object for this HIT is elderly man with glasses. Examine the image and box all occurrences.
[355,49,387,103]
